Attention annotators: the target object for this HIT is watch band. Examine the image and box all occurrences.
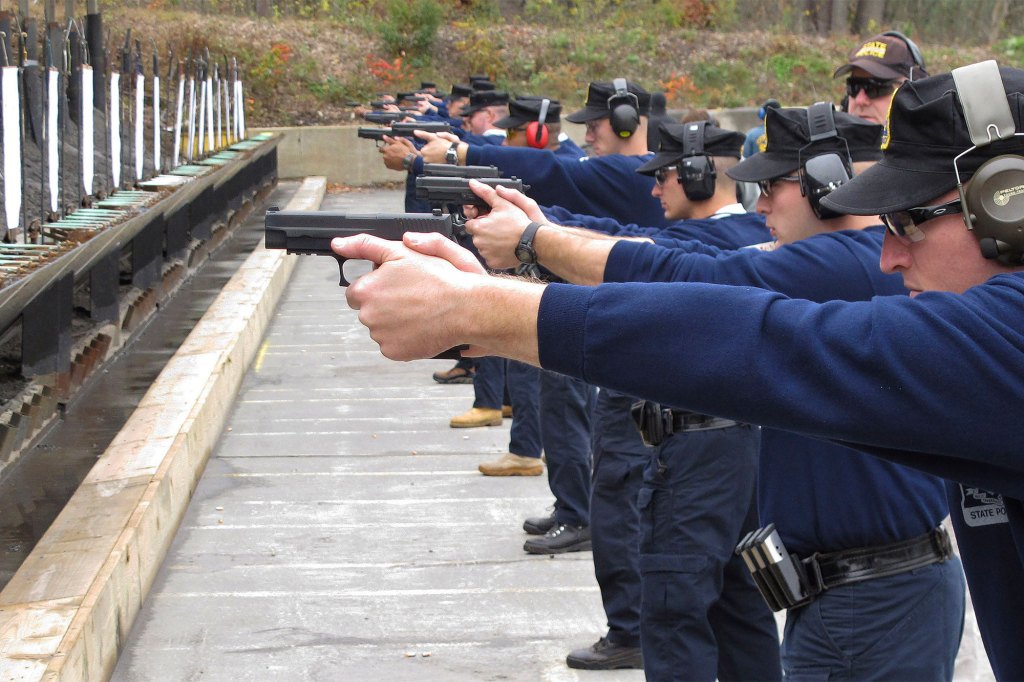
[445,142,459,165]
[401,152,417,171]
[516,221,544,265]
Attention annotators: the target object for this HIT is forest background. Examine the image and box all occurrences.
[103,0,1022,125]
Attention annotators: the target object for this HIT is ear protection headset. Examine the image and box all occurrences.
[608,78,640,139]
[798,102,853,220]
[678,121,717,201]
[526,98,550,149]
[881,30,927,81]
[951,60,1024,263]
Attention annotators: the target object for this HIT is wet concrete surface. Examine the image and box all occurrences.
[0,181,300,589]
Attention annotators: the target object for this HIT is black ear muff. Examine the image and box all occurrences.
[952,61,1024,264]
[608,77,639,139]
[526,98,550,149]
[963,155,1024,262]
[679,121,716,201]
[798,102,852,220]
[882,30,927,80]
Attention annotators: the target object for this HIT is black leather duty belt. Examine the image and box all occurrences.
[630,400,738,447]
[736,524,955,612]
[805,525,955,593]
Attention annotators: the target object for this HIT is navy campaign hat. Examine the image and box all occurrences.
[565,80,651,123]
[823,65,1024,215]
[494,97,562,129]
[833,33,925,81]
[420,81,437,89]
[450,83,473,98]
[636,122,745,175]
[726,106,883,183]
[462,90,510,115]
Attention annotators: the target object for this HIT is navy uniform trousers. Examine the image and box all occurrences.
[639,422,781,682]
[589,391,653,649]
[539,369,595,526]
[474,357,542,459]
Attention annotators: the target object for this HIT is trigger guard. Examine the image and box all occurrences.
[335,255,351,287]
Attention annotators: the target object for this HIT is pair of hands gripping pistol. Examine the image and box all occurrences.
[263,168,529,359]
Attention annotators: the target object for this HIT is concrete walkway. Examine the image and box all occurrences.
[111,187,641,681]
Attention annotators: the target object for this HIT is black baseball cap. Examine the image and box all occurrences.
[494,97,562,128]
[450,83,473,98]
[726,106,883,183]
[823,64,1024,215]
[565,80,651,123]
[462,90,510,116]
[833,33,924,81]
[636,122,745,175]
[420,81,436,89]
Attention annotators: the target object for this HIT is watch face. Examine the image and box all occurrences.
[515,245,535,264]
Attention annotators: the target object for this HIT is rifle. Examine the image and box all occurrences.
[414,176,528,208]
[264,207,454,286]
[357,121,450,142]
[421,163,500,178]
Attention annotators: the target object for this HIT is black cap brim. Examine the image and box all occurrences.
[565,106,608,123]
[635,151,685,175]
[820,161,959,215]
[725,151,800,182]
[493,114,530,129]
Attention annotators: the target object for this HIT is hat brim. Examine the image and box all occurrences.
[635,151,684,175]
[820,160,959,215]
[833,59,906,81]
[725,151,800,182]
[493,114,530,129]
[565,106,609,123]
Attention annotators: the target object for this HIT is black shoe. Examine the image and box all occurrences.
[523,514,556,535]
[523,523,591,554]
[566,637,643,670]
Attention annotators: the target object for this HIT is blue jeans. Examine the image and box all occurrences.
[781,558,965,680]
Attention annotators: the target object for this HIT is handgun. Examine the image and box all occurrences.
[264,208,454,286]
[414,176,528,208]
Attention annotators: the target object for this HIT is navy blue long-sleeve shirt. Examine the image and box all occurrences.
[603,227,949,558]
[536,268,1024,680]
[465,145,669,227]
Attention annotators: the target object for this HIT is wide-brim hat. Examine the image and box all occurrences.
[726,107,883,183]
[823,64,1024,215]
[565,80,651,123]
[462,90,509,116]
[494,97,562,129]
[636,122,745,175]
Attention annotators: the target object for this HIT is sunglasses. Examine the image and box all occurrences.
[654,166,677,186]
[880,198,964,243]
[846,76,900,100]
[756,175,801,197]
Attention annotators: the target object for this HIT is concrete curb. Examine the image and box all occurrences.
[0,177,326,681]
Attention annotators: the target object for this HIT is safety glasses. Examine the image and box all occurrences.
[880,199,963,242]
[756,175,801,197]
[846,76,900,100]
[654,166,677,186]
